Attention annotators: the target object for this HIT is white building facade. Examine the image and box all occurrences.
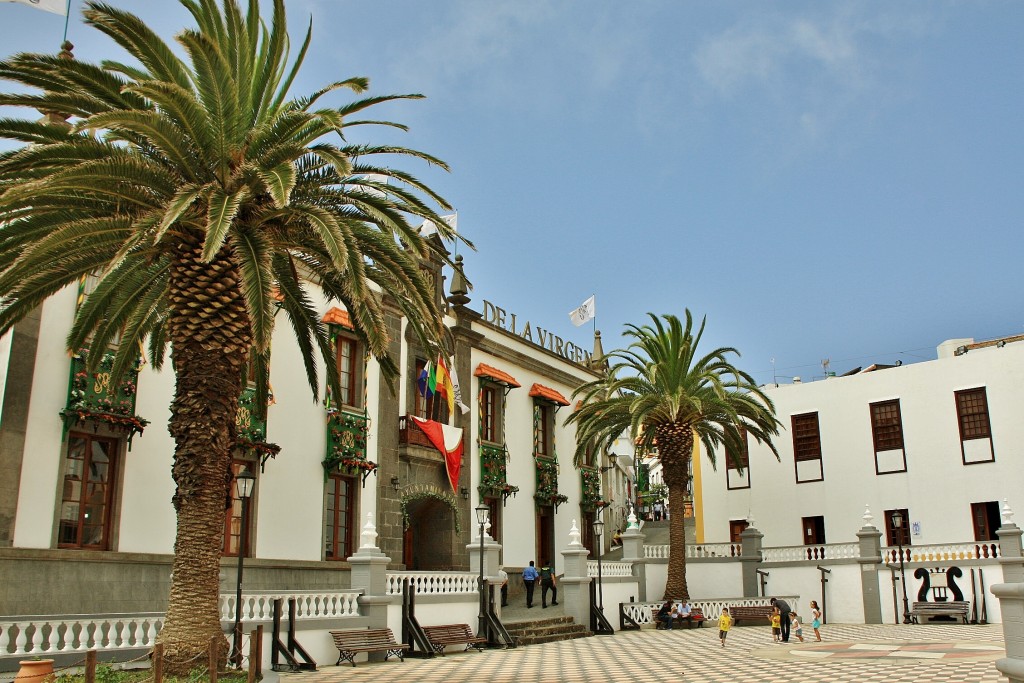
[698,335,1024,551]
[0,251,632,616]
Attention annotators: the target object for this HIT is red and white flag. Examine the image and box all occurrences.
[1,0,68,16]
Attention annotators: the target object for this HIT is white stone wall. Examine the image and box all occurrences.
[701,340,1024,549]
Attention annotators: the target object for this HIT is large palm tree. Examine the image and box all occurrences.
[568,312,780,600]
[0,0,464,671]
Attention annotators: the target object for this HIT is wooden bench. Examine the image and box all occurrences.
[651,607,706,629]
[329,628,409,667]
[729,605,775,626]
[422,623,487,654]
[910,600,970,624]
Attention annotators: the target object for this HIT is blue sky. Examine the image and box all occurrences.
[1,1,1021,385]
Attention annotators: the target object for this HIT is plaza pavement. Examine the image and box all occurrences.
[278,622,1010,683]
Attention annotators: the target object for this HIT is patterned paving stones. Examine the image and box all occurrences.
[279,623,1009,683]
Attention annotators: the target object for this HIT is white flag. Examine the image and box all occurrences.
[419,212,457,237]
[568,295,596,327]
[448,359,471,415]
[1,0,67,15]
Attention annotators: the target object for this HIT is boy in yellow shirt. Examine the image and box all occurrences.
[769,607,782,642]
[718,607,732,647]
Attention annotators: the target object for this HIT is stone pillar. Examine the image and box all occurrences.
[740,520,764,598]
[856,505,884,624]
[560,521,593,627]
[348,514,392,632]
[620,508,647,601]
[466,522,502,579]
[993,501,1024,683]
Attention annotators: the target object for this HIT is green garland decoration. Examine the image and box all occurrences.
[400,490,461,533]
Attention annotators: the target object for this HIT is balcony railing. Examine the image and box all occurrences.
[398,414,437,450]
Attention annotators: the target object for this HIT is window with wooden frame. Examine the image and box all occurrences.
[535,403,554,457]
[335,333,362,409]
[324,473,356,560]
[884,508,911,547]
[971,501,1001,542]
[725,427,750,490]
[802,515,826,545]
[413,358,449,422]
[791,412,824,483]
[870,399,907,474]
[223,459,256,557]
[729,519,749,544]
[58,433,119,550]
[481,383,501,444]
[955,387,995,464]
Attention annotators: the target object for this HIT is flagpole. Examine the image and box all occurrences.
[62,0,71,43]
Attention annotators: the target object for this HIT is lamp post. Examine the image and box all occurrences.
[891,509,912,624]
[475,503,490,640]
[232,467,256,667]
[593,514,605,612]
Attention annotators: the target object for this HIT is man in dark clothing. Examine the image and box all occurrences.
[539,561,558,608]
[657,600,675,630]
[771,598,792,642]
[522,561,539,607]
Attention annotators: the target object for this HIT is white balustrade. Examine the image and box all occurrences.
[686,543,742,558]
[619,595,792,625]
[0,615,164,657]
[760,543,858,563]
[587,561,634,577]
[644,545,670,559]
[881,541,1000,565]
[385,571,479,595]
[218,591,361,621]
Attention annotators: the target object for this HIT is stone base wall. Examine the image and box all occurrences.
[0,549,352,616]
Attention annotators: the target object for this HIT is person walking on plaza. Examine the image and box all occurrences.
[498,567,509,607]
[790,612,804,642]
[522,561,539,608]
[718,607,732,647]
[810,600,823,641]
[539,560,558,608]
[770,597,792,642]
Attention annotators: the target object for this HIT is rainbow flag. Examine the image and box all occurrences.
[435,355,455,415]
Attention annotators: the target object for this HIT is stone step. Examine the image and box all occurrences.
[503,616,592,647]
[515,630,592,646]
[505,616,574,632]
[512,625,589,639]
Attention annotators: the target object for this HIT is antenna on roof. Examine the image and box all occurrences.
[821,358,831,378]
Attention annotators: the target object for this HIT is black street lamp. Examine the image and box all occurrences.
[593,514,605,612]
[475,503,490,640]
[232,467,256,667]
[891,509,912,624]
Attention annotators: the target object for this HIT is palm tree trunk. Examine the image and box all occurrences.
[665,482,690,600]
[158,240,251,675]
[655,421,694,600]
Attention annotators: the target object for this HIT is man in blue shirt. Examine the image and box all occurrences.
[522,561,539,608]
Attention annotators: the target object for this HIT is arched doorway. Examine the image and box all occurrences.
[401,488,461,570]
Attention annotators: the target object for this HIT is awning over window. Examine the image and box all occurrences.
[529,383,570,406]
[321,307,354,330]
[474,363,521,388]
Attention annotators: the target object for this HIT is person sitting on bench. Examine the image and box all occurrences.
[657,600,675,629]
